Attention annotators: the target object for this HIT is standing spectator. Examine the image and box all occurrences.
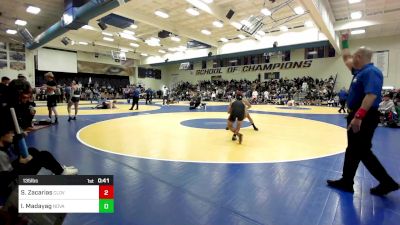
[263,90,269,103]
[145,88,153,105]
[0,77,10,105]
[338,87,348,113]
[251,89,258,104]
[65,84,71,103]
[44,72,58,124]
[67,81,82,121]
[162,86,169,105]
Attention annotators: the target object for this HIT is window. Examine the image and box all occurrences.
[251,55,258,64]
[202,60,207,69]
[305,46,335,59]
[212,60,218,68]
[243,56,249,65]
[229,58,238,66]
[317,47,325,58]
[327,45,335,57]
[282,50,291,61]
[305,48,316,59]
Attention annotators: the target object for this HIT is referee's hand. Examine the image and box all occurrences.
[348,118,362,133]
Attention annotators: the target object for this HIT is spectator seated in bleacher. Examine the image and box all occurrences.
[172,76,336,106]
[379,94,398,126]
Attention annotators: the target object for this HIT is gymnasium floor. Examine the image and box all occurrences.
[29,100,400,225]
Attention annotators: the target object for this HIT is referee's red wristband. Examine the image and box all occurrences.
[355,108,367,120]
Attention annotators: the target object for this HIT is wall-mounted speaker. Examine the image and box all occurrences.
[97,21,107,30]
[226,9,235,19]
[61,37,71,46]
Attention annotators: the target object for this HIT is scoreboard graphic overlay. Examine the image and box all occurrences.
[18,175,114,213]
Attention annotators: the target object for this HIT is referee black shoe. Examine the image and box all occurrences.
[370,182,399,196]
[327,179,354,193]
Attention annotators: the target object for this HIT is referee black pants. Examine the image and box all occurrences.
[339,100,346,112]
[342,110,396,185]
[130,97,139,109]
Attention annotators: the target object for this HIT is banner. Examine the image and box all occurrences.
[77,61,133,76]
[195,60,313,75]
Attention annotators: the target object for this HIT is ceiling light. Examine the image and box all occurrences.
[82,25,95,30]
[62,14,74,26]
[158,50,166,54]
[351,29,365,35]
[240,20,251,27]
[140,53,148,56]
[145,37,161,46]
[102,32,113,36]
[201,29,211,35]
[177,46,187,51]
[261,8,271,16]
[26,6,41,14]
[168,47,177,52]
[220,37,228,42]
[15,20,27,26]
[186,7,200,16]
[202,0,213,3]
[130,24,138,29]
[120,32,138,41]
[170,36,181,42]
[213,20,224,28]
[103,37,114,42]
[186,0,212,14]
[71,41,76,45]
[123,30,135,35]
[231,21,242,29]
[78,42,88,45]
[6,29,17,35]
[254,34,262,40]
[351,11,362,19]
[238,34,246,39]
[348,0,361,3]
[120,49,129,53]
[155,9,169,18]
[130,43,139,47]
[257,30,266,36]
[294,6,305,15]
[305,20,314,27]
[280,26,288,32]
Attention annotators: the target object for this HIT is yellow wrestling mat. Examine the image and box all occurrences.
[77,112,346,163]
[35,103,160,115]
[168,101,229,106]
[249,105,341,114]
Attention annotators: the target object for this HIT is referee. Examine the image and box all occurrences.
[327,34,399,196]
